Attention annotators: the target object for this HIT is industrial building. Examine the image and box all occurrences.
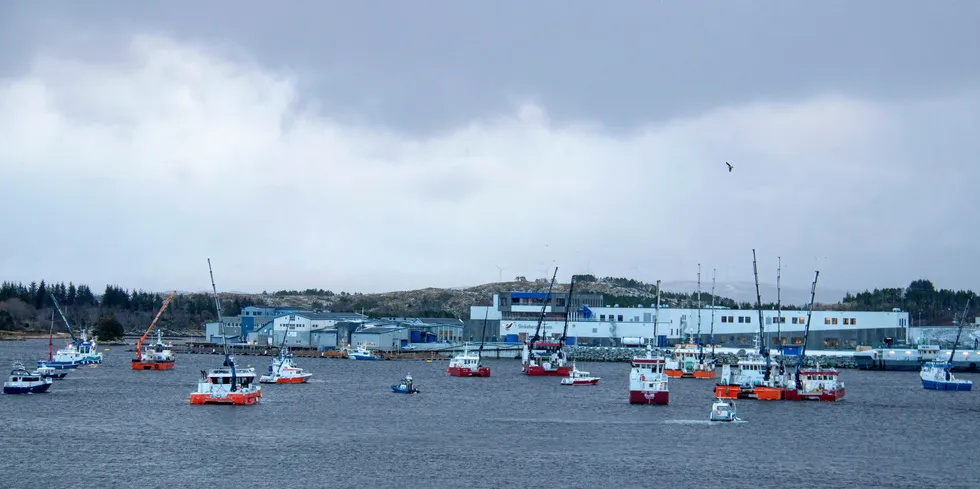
[351,325,410,349]
[469,291,911,350]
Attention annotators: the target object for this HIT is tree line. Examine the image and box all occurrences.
[0,280,267,334]
[843,279,976,324]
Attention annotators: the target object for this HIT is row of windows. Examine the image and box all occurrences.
[824,317,858,325]
[721,316,753,324]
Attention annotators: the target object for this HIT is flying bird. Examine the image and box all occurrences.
[726,162,734,172]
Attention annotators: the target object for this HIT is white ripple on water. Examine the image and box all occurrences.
[490,417,662,425]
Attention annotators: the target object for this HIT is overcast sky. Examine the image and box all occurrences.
[1,1,978,299]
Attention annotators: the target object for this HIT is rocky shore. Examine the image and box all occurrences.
[564,346,858,369]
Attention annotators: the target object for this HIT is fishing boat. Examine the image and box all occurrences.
[448,300,492,377]
[189,259,261,406]
[665,265,715,379]
[560,362,600,385]
[920,361,973,391]
[920,299,973,391]
[348,345,380,361]
[132,291,177,370]
[709,399,740,422]
[716,251,786,400]
[629,343,669,404]
[37,296,101,369]
[34,365,69,380]
[782,271,845,402]
[521,269,572,377]
[36,312,69,379]
[3,362,53,394]
[259,347,313,384]
[391,374,420,394]
[447,342,491,377]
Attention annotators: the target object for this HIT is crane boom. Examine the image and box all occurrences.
[49,295,78,343]
[751,249,770,381]
[136,290,177,361]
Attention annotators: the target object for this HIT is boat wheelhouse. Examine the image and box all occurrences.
[191,366,261,405]
[259,348,313,384]
[629,344,669,405]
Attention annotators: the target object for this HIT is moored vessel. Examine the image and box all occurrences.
[560,362,600,386]
[521,269,572,377]
[348,345,380,361]
[629,343,669,404]
[189,258,261,406]
[132,291,177,371]
[259,347,313,384]
[920,300,973,392]
[780,271,846,402]
[448,299,492,377]
[665,265,715,379]
[3,362,53,394]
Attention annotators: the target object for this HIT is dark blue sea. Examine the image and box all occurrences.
[1,339,979,489]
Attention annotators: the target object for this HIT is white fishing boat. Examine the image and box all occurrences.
[709,399,739,422]
[348,345,380,361]
[560,362,600,386]
[920,361,972,391]
[3,363,53,395]
[629,343,669,404]
[259,347,313,384]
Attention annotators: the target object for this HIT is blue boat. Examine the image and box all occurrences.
[348,346,380,361]
[3,363,54,395]
[920,362,973,391]
[391,374,419,394]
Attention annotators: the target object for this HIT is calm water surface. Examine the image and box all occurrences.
[1,339,979,489]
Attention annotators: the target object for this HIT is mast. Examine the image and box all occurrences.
[751,249,771,381]
[697,264,704,364]
[946,298,972,380]
[136,290,177,362]
[559,278,576,350]
[477,298,490,365]
[795,270,819,389]
[710,269,716,358]
[776,256,782,352]
[48,295,78,344]
[654,280,661,346]
[529,267,558,352]
[208,258,237,391]
[48,310,55,361]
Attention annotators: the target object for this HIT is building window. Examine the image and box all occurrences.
[824,318,831,325]
[745,316,751,324]
[831,318,838,325]
[792,317,799,324]
[737,316,744,324]
[722,316,728,323]
[799,317,805,324]
[617,315,623,321]
[843,318,849,325]
[728,316,734,323]
[600,315,606,321]
[592,328,597,333]
[851,318,857,325]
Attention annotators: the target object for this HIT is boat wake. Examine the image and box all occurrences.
[492,418,660,426]
[663,419,748,425]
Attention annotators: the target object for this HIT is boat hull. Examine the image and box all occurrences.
[37,361,79,370]
[715,384,742,399]
[753,386,785,400]
[131,360,175,371]
[523,365,572,376]
[784,387,846,401]
[391,386,419,394]
[189,390,261,405]
[259,374,312,384]
[561,378,600,386]
[447,366,491,377]
[629,390,669,405]
[665,369,715,379]
[350,355,380,361]
[921,379,972,391]
[3,382,52,394]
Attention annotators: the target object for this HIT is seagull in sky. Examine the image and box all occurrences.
[726,162,734,172]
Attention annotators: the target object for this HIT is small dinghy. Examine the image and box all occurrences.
[709,398,740,422]
[391,374,420,394]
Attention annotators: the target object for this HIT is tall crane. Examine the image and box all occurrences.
[134,290,177,362]
[49,295,78,344]
[751,249,771,382]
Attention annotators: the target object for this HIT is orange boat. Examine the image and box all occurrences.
[665,339,716,379]
[132,291,177,371]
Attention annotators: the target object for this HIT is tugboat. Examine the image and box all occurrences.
[709,399,740,422]
[189,259,261,406]
[391,374,420,394]
[3,362,53,394]
[132,291,177,370]
[560,362,600,386]
[347,345,380,361]
[259,346,313,384]
[920,299,973,392]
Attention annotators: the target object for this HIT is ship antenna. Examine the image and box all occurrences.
[751,249,770,381]
[208,258,237,391]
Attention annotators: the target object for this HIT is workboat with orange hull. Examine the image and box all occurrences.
[190,258,261,406]
[665,339,716,379]
[259,347,312,384]
[783,366,846,402]
[629,343,669,404]
[132,291,177,371]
